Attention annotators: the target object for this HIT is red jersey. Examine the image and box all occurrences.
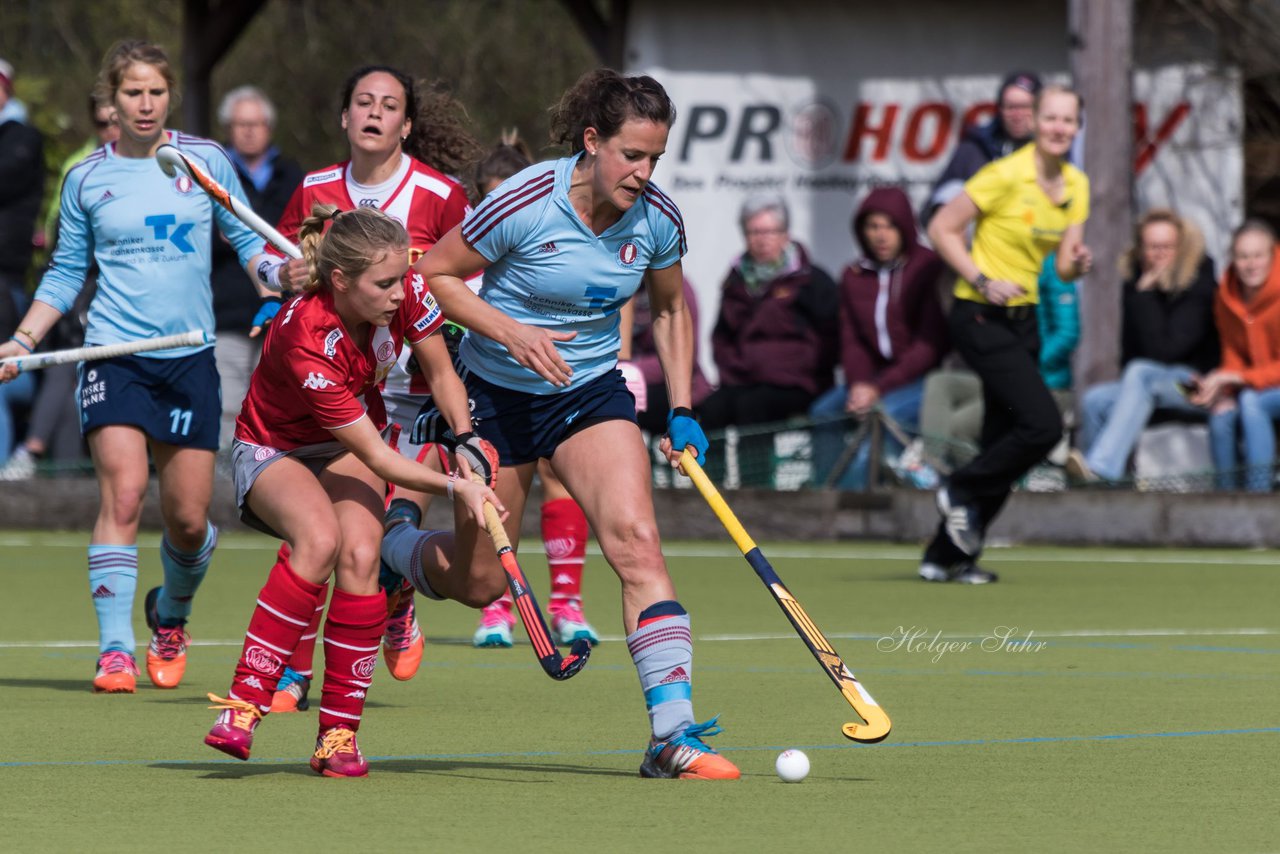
[275,156,470,398]
[235,286,444,450]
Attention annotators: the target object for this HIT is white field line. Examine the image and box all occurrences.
[4,627,1277,649]
[5,532,1280,566]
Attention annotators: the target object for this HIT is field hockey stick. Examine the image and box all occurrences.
[155,144,303,261]
[1,330,211,373]
[469,472,591,680]
[680,450,891,743]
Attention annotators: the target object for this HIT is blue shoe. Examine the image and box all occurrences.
[270,666,311,713]
[640,717,741,780]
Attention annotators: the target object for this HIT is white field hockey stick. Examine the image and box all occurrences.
[155,144,302,261]
[1,331,211,373]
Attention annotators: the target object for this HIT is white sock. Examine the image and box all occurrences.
[381,524,446,600]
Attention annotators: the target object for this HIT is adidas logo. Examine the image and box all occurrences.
[538,241,558,253]
[91,584,114,599]
[99,189,115,203]
[302,372,336,390]
[658,666,689,685]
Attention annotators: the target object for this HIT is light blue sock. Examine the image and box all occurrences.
[88,545,139,655]
[627,600,694,740]
[157,522,217,625]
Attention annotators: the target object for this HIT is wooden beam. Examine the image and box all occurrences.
[1069,0,1134,390]
[181,0,268,136]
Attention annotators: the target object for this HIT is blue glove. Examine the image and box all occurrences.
[251,297,282,331]
[666,407,708,462]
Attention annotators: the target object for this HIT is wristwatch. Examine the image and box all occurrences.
[973,273,990,293]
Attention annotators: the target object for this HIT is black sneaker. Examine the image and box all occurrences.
[935,487,983,556]
[918,560,998,584]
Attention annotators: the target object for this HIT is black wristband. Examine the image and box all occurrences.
[454,431,475,444]
[669,407,695,423]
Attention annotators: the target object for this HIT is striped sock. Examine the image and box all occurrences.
[543,498,586,605]
[88,545,138,655]
[286,585,327,679]
[318,588,386,732]
[157,522,217,625]
[381,523,447,600]
[627,600,694,740]
[228,554,325,713]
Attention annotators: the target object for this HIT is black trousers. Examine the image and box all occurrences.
[697,383,815,485]
[925,299,1062,565]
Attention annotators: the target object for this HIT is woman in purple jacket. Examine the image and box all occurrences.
[810,187,948,488]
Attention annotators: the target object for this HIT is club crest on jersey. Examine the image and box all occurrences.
[302,372,336,390]
[324,328,344,358]
[617,241,638,267]
[173,175,193,194]
[377,341,395,362]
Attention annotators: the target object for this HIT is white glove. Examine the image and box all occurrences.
[618,360,647,412]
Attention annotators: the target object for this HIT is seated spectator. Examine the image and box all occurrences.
[1067,209,1217,483]
[627,278,712,437]
[1188,221,1280,491]
[809,186,947,489]
[210,85,303,449]
[921,70,1041,227]
[698,194,839,484]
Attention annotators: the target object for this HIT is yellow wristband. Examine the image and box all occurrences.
[15,327,38,346]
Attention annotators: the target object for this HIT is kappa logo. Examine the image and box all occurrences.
[244,645,283,675]
[302,372,336,390]
[659,666,689,685]
[618,241,638,266]
[352,655,378,679]
[243,675,265,690]
[539,241,558,254]
[411,272,425,302]
[91,584,114,599]
[345,690,367,699]
[324,328,344,358]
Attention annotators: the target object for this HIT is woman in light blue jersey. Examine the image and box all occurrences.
[380,69,740,780]
[0,41,275,694]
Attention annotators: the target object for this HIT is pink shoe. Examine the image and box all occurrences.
[310,726,368,777]
[549,598,600,647]
[204,693,264,760]
[472,601,515,648]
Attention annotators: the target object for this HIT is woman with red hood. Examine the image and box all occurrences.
[809,186,948,489]
[1189,220,1280,491]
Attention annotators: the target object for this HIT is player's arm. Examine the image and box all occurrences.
[416,225,576,387]
[409,333,471,434]
[646,262,694,411]
[329,414,503,525]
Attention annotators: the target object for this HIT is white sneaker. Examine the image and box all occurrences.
[0,448,36,481]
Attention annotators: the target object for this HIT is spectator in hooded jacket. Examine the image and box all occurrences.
[1188,220,1280,491]
[922,70,1041,228]
[810,186,947,489]
[698,194,839,484]
[1067,209,1218,484]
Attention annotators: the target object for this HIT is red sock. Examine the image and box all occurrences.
[287,589,327,678]
[229,554,325,713]
[543,498,587,604]
[318,587,387,733]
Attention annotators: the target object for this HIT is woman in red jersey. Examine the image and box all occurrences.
[204,204,501,778]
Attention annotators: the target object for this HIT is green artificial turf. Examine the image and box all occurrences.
[0,532,1276,853]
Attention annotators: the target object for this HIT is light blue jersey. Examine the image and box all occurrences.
[459,153,686,393]
[36,131,263,358]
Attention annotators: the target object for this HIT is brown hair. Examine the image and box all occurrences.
[1033,83,1083,115]
[473,129,533,200]
[94,40,178,110]
[550,68,675,154]
[296,204,408,294]
[340,65,480,177]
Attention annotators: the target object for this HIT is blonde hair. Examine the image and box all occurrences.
[94,40,178,110]
[1119,208,1207,295]
[1034,83,1083,114]
[296,204,409,294]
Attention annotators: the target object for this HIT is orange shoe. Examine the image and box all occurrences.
[92,650,139,694]
[269,668,311,713]
[310,726,368,777]
[383,581,423,681]
[639,717,741,780]
[143,586,188,689]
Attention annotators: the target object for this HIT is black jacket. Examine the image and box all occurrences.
[210,150,304,331]
[0,116,45,279]
[1120,257,1219,373]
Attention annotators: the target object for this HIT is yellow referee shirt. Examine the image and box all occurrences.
[953,143,1090,307]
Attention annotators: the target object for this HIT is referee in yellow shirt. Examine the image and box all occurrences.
[920,85,1093,583]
